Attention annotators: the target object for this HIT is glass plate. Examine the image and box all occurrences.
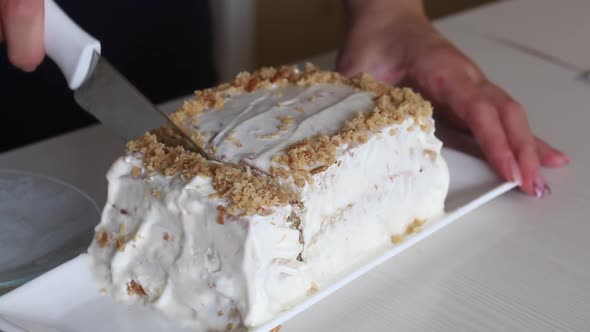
[0,170,100,290]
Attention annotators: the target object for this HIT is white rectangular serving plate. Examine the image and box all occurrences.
[0,148,516,332]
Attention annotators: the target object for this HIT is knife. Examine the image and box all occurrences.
[489,36,590,85]
[43,0,207,157]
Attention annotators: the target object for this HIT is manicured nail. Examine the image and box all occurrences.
[533,178,551,199]
[534,183,544,198]
[543,184,551,196]
[507,155,522,184]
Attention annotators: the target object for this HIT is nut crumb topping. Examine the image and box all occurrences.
[163,232,170,241]
[270,326,282,332]
[128,133,294,215]
[212,165,293,215]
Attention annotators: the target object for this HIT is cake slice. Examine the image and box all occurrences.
[88,65,450,331]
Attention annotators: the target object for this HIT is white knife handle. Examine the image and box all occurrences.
[44,0,101,90]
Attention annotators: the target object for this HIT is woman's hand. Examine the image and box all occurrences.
[338,0,569,197]
[0,0,45,71]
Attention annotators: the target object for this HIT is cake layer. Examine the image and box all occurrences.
[88,65,450,331]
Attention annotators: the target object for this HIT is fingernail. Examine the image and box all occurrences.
[507,155,522,184]
[533,176,551,199]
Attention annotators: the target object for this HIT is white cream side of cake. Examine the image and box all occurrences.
[88,156,308,331]
[88,82,450,330]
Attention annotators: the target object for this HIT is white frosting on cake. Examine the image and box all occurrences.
[88,79,450,331]
[192,83,374,172]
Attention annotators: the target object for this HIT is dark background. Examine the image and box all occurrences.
[0,0,216,152]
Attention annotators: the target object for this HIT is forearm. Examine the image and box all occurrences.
[343,0,426,21]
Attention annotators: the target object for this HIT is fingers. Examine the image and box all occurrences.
[479,83,543,196]
[0,0,45,71]
[408,42,572,197]
[412,53,528,190]
[453,79,523,186]
[409,49,519,182]
[482,83,569,194]
[535,137,570,167]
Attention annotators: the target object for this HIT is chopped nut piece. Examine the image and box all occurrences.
[163,232,170,241]
[96,231,109,248]
[278,115,293,131]
[294,178,306,188]
[151,188,161,199]
[120,209,128,215]
[118,223,127,235]
[390,234,403,244]
[230,308,240,318]
[270,326,282,332]
[424,149,437,161]
[131,166,141,177]
[310,165,329,175]
[116,237,126,251]
[307,282,319,295]
[127,280,147,296]
[217,205,226,224]
[257,132,281,139]
[405,219,426,234]
[217,310,224,317]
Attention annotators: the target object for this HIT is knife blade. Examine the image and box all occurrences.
[489,36,590,85]
[43,0,207,157]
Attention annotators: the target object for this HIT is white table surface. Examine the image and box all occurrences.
[1,1,589,331]
[436,0,590,70]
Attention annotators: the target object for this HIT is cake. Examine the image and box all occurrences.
[88,64,450,330]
